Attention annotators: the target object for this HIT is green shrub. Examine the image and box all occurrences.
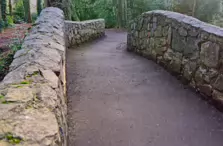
[0,44,22,80]
[13,0,25,23]
[212,14,223,27]
[6,16,14,26]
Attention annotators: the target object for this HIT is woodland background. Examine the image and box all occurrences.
[0,0,223,31]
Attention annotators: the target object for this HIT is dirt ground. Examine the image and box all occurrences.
[0,24,32,80]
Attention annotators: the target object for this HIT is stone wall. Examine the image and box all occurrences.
[65,19,105,47]
[0,8,67,146]
[128,10,223,109]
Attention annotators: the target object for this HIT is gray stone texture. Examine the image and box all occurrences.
[0,6,105,145]
[65,19,105,47]
[0,7,67,146]
[127,10,223,109]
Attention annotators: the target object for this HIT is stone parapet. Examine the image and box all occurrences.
[0,7,67,146]
[128,10,223,110]
[65,19,105,47]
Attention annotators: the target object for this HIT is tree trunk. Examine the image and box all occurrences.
[44,0,72,20]
[0,1,3,33]
[9,0,12,16]
[63,0,72,20]
[122,0,126,27]
[37,0,42,15]
[117,0,123,28]
[23,0,32,23]
[0,1,2,21]
[44,0,49,7]
[127,0,133,22]
[192,0,197,17]
[71,0,80,21]
[1,0,7,21]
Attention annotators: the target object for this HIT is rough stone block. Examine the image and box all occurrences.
[0,7,67,146]
[127,9,223,125]
[200,41,220,68]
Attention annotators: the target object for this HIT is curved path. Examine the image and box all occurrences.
[67,30,223,146]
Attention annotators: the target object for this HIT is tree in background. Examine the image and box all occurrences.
[211,0,223,27]
[1,0,222,29]
[23,0,32,23]
[9,0,12,16]
[44,0,49,7]
[71,0,79,21]
[73,0,223,28]
[13,0,25,23]
[0,1,3,33]
[1,0,7,21]
[37,0,42,15]
[44,0,72,20]
[63,0,72,20]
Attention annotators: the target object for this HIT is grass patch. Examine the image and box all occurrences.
[0,44,22,81]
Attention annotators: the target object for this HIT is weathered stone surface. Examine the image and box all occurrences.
[213,74,223,91]
[0,6,105,146]
[184,37,199,58]
[41,70,59,89]
[188,28,199,37]
[194,66,207,85]
[0,108,58,145]
[127,10,223,109]
[0,141,9,146]
[198,84,213,97]
[200,41,220,68]
[37,85,58,108]
[0,7,67,146]
[65,19,105,47]
[204,69,219,83]
[172,29,186,53]
[154,26,163,37]
[212,90,223,104]
[182,60,197,80]
[178,27,187,36]
[5,87,34,102]
[163,49,174,63]
[168,52,182,73]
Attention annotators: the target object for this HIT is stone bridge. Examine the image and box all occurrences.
[0,7,223,146]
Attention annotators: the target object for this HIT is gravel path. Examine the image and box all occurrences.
[67,30,223,146]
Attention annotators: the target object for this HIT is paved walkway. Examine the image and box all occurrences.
[67,30,223,146]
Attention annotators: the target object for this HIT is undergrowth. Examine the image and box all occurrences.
[0,43,22,81]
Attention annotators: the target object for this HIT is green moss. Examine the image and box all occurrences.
[15,85,23,88]
[2,101,8,104]
[0,95,4,99]
[26,71,39,78]
[6,133,13,140]
[20,80,31,84]
[26,75,31,78]
[25,104,33,109]
[32,71,39,76]
[2,101,14,104]
[5,133,22,144]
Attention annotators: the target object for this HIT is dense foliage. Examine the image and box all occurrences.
[72,0,223,28]
[0,0,222,30]
[0,0,43,31]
